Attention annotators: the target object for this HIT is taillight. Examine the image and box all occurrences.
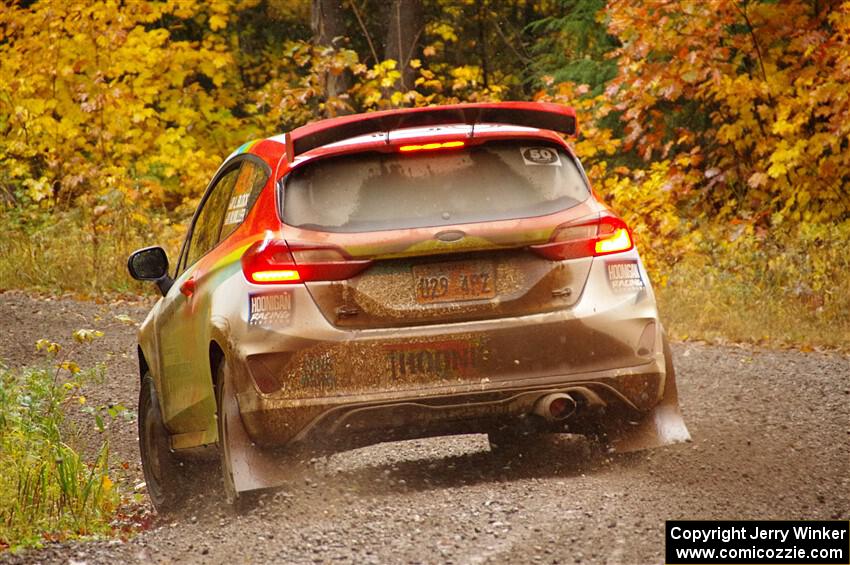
[594,221,633,255]
[241,239,372,284]
[398,140,465,152]
[530,215,634,260]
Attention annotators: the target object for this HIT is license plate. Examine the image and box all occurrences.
[413,260,496,304]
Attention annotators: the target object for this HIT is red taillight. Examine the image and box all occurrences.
[594,223,633,255]
[530,215,634,261]
[241,240,372,284]
[398,140,465,152]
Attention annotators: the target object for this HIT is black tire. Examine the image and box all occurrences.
[139,372,188,514]
[215,361,241,507]
[487,427,547,457]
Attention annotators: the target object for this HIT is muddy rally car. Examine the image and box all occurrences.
[128,102,690,510]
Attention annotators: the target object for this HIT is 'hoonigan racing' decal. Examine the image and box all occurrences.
[249,292,293,326]
[606,260,644,293]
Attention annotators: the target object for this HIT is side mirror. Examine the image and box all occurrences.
[128,247,173,296]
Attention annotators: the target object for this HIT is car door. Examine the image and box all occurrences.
[154,157,271,434]
[154,163,241,432]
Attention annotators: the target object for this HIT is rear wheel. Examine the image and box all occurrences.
[662,332,675,384]
[215,361,241,507]
[139,372,189,513]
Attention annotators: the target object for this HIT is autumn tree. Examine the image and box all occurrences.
[598,0,850,224]
[0,0,246,213]
[4,0,848,264]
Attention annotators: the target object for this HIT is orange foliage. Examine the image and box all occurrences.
[599,0,850,224]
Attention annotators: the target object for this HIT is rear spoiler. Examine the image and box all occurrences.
[285,102,577,162]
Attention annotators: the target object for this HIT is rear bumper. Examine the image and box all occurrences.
[209,250,693,494]
[227,249,668,447]
[238,360,665,448]
[221,343,688,494]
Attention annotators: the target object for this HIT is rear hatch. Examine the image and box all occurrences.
[281,139,596,329]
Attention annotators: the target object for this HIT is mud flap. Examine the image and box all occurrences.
[221,387,290,494]
[604,338,691,453]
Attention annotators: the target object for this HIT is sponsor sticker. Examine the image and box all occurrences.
[223,193,250,226]
[606,260,644,293]
[299,354,335,388]
[248,292,293,326]
[520,146,561,166]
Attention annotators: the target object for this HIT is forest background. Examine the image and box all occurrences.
[2,0,849,349]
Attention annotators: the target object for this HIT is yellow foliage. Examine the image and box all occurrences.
[72,329,104,343]
[59,361,81,375]
[0,0,247,211]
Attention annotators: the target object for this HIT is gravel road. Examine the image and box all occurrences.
[0,291,847,565]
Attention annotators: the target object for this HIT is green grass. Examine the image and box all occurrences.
[0,209,182,296]
[0,356,121,550]
[658,282,849,352]
[656,222,850,352]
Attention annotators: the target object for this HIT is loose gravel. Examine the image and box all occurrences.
[0,291,847,565]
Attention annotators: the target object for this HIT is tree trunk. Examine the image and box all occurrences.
[476,0,489,89]
[384,0,423,90]
[311,0,351,101]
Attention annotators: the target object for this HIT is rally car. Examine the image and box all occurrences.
[128,102,690,511]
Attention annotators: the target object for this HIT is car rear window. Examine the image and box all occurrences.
[282,140,590,232]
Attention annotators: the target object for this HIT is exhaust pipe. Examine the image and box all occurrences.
[533,393,577,422]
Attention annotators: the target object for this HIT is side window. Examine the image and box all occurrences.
[219,161,268,242]
[185,167,240,268]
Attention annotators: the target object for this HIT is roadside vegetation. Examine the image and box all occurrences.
[0,331,141,551]
[658,223,850,350]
